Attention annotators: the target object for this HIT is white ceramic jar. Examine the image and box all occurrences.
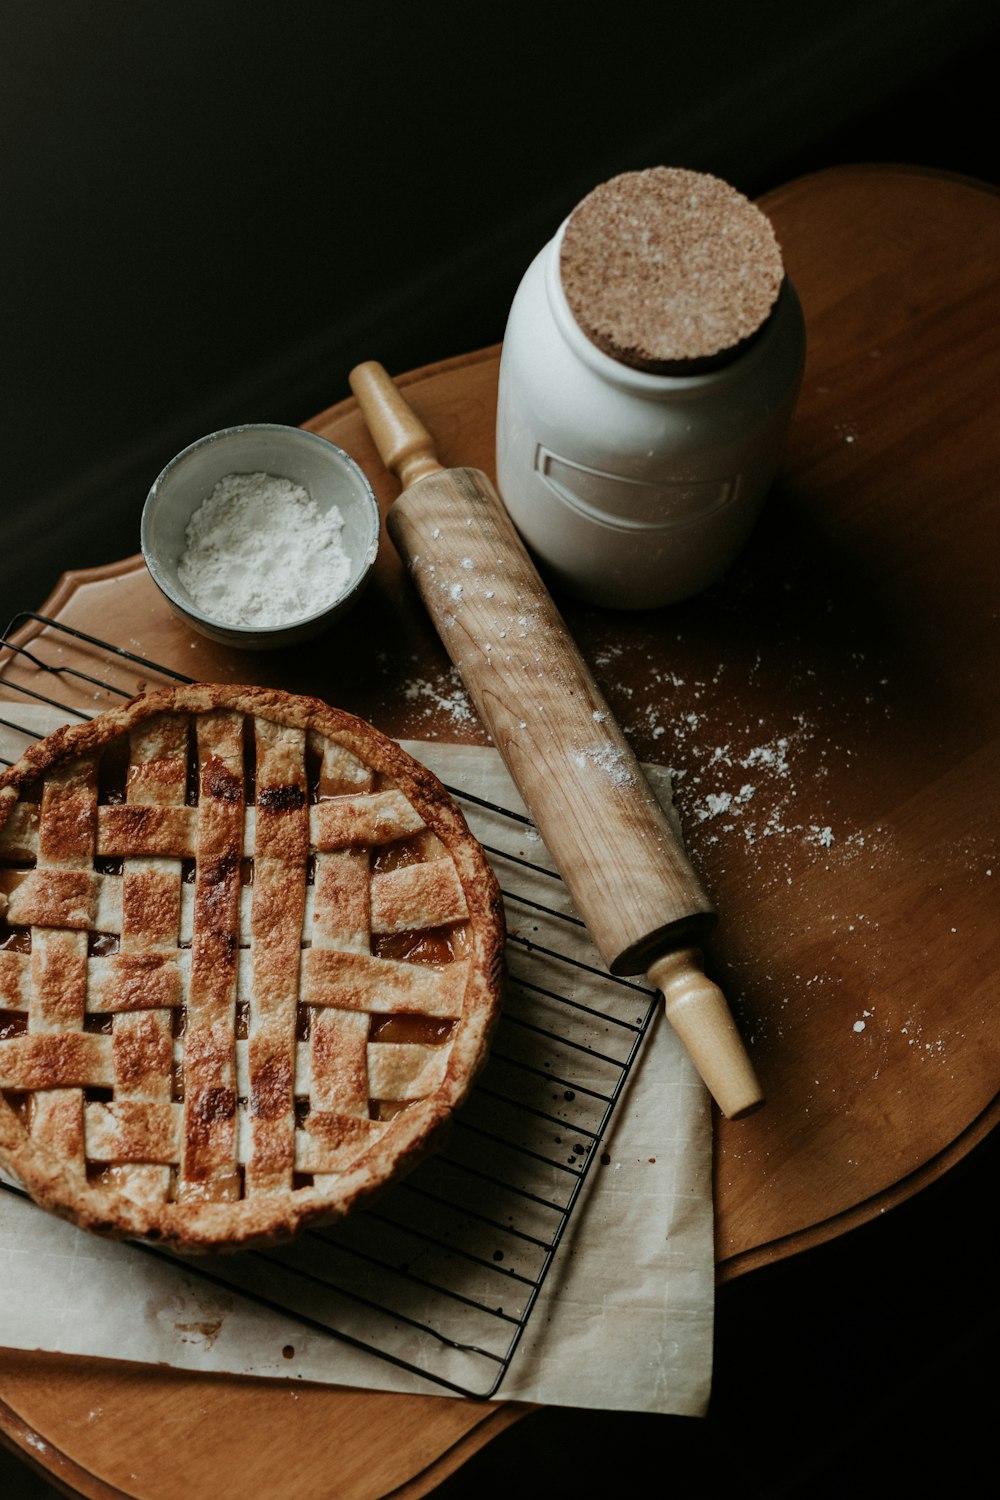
[495,218,806,610]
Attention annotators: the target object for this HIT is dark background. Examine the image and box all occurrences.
[1,1,997,1496]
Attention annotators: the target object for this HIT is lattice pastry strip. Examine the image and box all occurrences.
[0,684,504,1251]
[28,757,98,1192]
[115,711,188,1207]
[307,732,377,1191]
[244,715,308,1196]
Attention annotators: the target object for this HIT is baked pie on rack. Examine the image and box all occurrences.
[0,684,504,1251]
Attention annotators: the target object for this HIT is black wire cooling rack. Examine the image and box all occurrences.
[0,613,660,1398]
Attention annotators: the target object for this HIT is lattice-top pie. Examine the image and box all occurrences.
[0,684,504,1251]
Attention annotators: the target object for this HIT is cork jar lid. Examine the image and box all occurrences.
[559,166,785,373]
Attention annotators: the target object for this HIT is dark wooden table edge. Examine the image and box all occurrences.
[716,1093,1000,1281]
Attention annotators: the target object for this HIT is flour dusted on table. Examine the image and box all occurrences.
[177,471,353,626]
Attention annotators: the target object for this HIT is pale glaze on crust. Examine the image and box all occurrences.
[0,684,505,1251]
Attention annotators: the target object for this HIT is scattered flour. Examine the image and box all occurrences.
[579,631,901,926]
[177,471,353,627]
[397,662,477,729]
[570,742,635,787]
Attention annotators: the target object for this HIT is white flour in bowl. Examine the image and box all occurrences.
[177,471,353,626]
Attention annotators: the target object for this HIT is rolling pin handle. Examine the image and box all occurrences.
[349,361,444,487]
[647,948,764,1119]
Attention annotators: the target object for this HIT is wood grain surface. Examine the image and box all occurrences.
[1,164,997,1500]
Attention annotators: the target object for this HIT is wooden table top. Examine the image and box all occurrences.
[1,163,998,1500]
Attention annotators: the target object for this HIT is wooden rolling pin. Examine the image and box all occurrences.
[349,360,764,1118]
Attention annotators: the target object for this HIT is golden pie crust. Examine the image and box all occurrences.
[0,684,504,1251]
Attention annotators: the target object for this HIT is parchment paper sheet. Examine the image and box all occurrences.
[0,709,714,1416]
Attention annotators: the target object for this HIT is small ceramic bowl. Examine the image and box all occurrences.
[141,423,380,649]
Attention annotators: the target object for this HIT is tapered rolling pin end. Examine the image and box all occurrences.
[647,949,764,1119]
[349,361,444,487]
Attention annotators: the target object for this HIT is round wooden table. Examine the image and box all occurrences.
[1,164,998,1499]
